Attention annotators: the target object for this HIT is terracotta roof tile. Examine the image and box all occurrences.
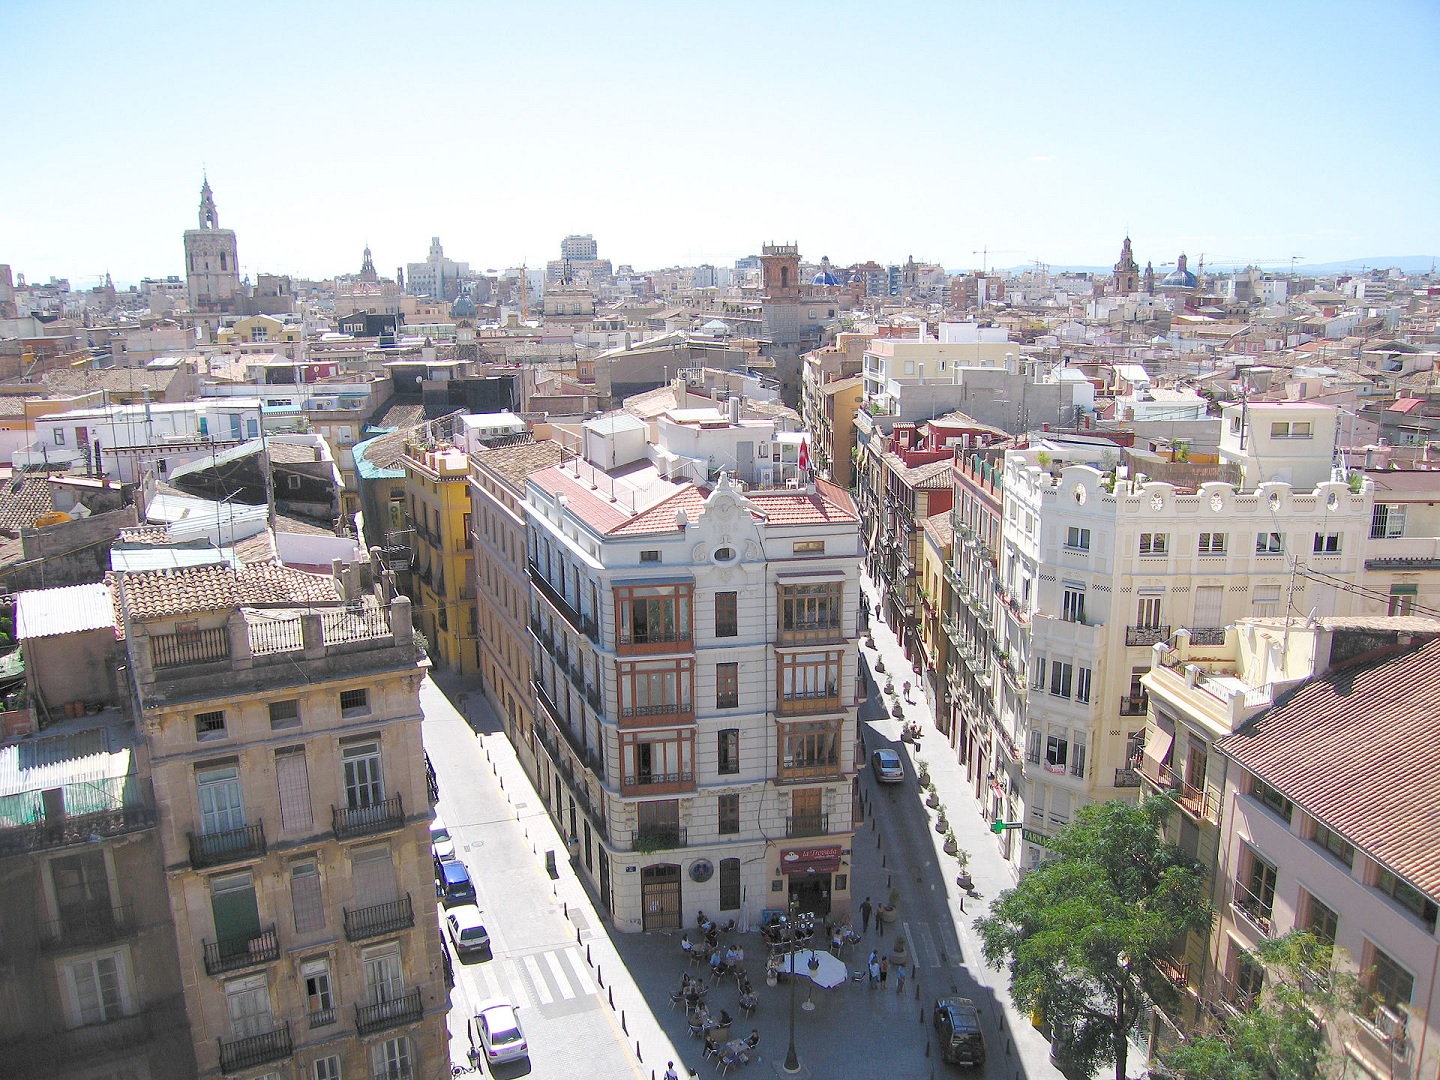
[471,439,568,493]
[0,474,57,535]
[608,488,708,537]
[1218,636,1440,899]
[748,486,858,526]
[112,562,339,622]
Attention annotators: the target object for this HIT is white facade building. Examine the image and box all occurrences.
[989,440,1372,876]
[523,414,861,931]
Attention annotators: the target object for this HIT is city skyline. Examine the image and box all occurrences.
[3,0,1438,284]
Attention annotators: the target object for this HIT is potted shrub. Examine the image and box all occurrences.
[877,888,901,924]
[916,757,930,786]
[875,657,886,674]
[934,804,948,832]
[943,827,959,856]
[890,932,909,967]
[926,789,940,808]
[955,846,974,891]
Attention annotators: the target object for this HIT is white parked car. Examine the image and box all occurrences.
[445,904,489,956]
[430,814,455,862]
[470,1001,528,1066]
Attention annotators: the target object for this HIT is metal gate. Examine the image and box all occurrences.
[641,863,681,931]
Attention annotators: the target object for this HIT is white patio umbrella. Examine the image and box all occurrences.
[780,949,848,990]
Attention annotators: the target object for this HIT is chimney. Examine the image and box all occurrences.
[728,395,741,424]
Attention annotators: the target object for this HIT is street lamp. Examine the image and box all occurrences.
[783,898,802,1073]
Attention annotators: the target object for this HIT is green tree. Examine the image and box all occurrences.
[1153,931,1363,1080]
[975,796,1211,1080]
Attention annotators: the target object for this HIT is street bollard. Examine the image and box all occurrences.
[882,854,887,868]
[918,1007,924,1024]
[621,1011,628,1034]
[925,1040,930,1058]
[636,1041,642,1061]
[608,985,614,1008]
[587,944,592,965]
[576,926,582,944]
[598,965,603,986]
[564,901,568,918]
[959,895,965,914]
[1005,1037,1011,1056]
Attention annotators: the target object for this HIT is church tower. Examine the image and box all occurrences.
[759,242,801,296]
[1111,235,1140,295]
[183,176,242,313]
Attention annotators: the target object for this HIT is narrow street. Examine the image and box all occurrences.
[421,676,681,1078]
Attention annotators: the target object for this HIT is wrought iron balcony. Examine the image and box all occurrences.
[344,894,415,942]
[630,826,687,852]
[188,822,267,869]
[620,770,695,795]
[332,794,405,840]
[1231,880,1276,939]
[1126,624,1170,648]
[786,814,829,838]
[308,1006,337,1029]
[1119,695,1150,716]
[529,558,587,638]
[40,903,136,953]
[218,1022,292,1074]
[355,987,424,1036]
[203,926,280,976]
[1186,627,1227,646]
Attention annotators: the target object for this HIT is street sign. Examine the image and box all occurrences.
[1022,828,1052,849]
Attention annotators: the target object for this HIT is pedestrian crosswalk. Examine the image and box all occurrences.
[899,920,964,969]
[459,944,599,1017]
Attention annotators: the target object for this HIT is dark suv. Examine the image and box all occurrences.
[933,997,986,1067]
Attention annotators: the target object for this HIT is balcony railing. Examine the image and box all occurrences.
[1154,953,1190,987]
[1119,695,1149,716]
[151,626,230,668]
[1186,627,1227,646]
[630,826,687,852]
[203,926,280,976]
[619,703,695,722]
[40,903,136,953]
[1126,624,1170,648]
[1114,768,1142,788]
[776,692,842,717]
[786,814,829,838]
[621,770,695,795]
[218,1022,292,1074]
[1231,880,1276,939]
[1159,763,1219,820]
[344,894,415,942]
[332,794,405,840]
[355,987,424,1036]
[617,628,693,650]
[777,758,844,782]
[528,560,587,638]
[188,822,267,869]
[308,1006,337,1029]
[0,789,156,857]
[776,623,846,646]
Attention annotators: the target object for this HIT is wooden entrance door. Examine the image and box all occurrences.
[641,863,681,931]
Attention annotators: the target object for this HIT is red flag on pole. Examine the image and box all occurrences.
[798,436,811,475]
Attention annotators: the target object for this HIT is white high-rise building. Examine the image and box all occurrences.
[523,408,862,930]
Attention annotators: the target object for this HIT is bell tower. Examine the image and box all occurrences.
[183,176,242,314]
[760,242,801,296]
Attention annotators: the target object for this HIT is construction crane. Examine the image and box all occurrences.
[972,247,1022,275]
[519,263,528,322]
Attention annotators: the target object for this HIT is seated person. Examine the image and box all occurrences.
[680,933,693,953]
[718,1009,733,1029]
[746,1029,761,1049]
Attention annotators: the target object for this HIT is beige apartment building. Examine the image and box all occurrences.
[0,583,194,1080]
[115,559,445,1080]
[467,436,567,765]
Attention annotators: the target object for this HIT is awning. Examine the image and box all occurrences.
[780,846,842,875]
[1143,727,1174,775]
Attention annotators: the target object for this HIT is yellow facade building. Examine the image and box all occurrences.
[402,442,479,675]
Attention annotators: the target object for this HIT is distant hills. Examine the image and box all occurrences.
[990,256,1438,277]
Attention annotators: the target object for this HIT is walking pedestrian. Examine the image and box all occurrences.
[877,909,886,938]
[664,1063,679,1080]
[879,957,889,986]
[860,897,873,934]
[896,963,906,993]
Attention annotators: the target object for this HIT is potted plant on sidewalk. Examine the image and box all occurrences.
[934,804,948,833]
[890,932,909,968]
[877,888,901,924]
[954,846,974,891]
[916,757,930,787]
[943,826,959,856]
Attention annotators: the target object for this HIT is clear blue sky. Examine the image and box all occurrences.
[3,0,1437,287]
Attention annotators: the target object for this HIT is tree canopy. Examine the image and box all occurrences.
[975,795,1211,1080]
[1153,931,1364,1080]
